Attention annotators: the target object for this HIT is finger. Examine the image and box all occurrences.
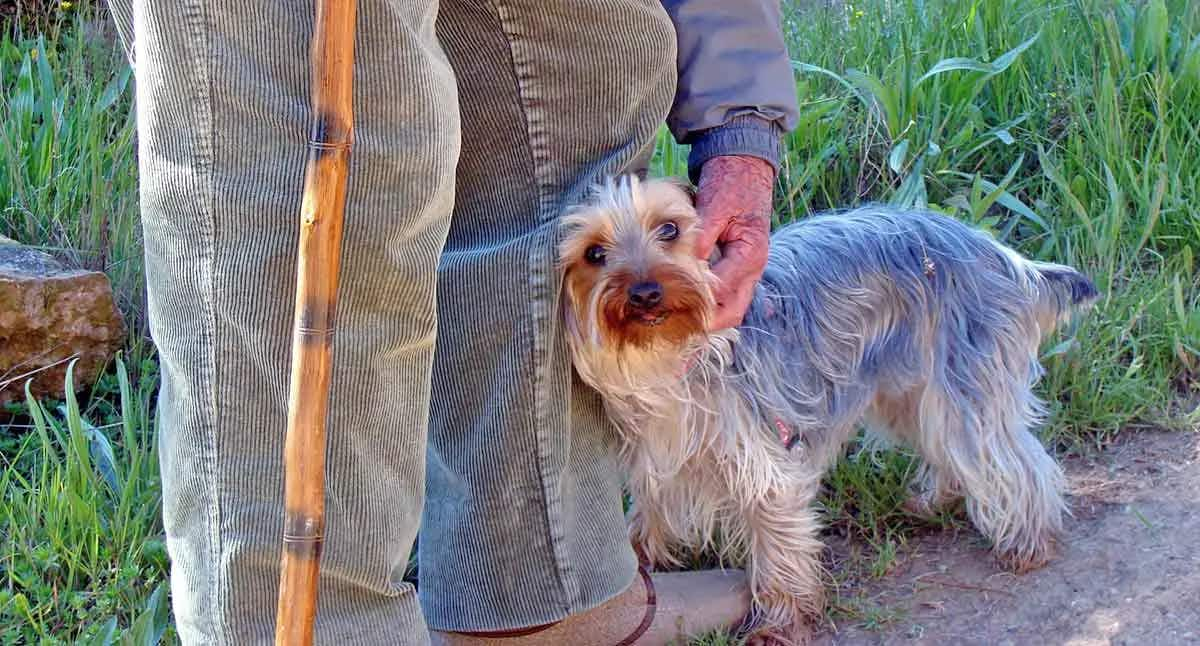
[692,202,727,262]
[707,247,762,327]
[711,238,769,306]
[712,240,765,283]
[710,279,758,331]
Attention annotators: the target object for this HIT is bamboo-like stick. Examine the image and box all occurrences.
[275,1,357,643]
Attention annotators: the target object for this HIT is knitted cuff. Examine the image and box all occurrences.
[685,114,784,183]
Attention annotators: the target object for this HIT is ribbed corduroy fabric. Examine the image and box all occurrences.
[422,0,676,633]
[111,1,459,643]
[109,0,674,642]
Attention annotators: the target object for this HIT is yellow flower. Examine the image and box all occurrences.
[61,0,74,9]
[30,48,38,60]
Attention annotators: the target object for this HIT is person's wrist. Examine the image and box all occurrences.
[685,115,785,182]
[697,155,775,215]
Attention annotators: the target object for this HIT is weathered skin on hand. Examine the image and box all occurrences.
[693,154,775,330]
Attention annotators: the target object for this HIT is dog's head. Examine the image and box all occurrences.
[558,175,716,353]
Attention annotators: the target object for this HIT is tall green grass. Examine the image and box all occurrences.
[1,358,170,643]
[2,9,166,643]
[776,0,1200,444]
[1,10,143,339]
[2,0,1199,642]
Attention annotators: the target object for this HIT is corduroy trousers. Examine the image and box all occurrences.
[107,1,677,642]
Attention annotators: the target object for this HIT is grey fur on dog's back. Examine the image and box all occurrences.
[731,204,1096,457]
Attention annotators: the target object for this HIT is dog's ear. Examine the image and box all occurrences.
[644,175,697,204]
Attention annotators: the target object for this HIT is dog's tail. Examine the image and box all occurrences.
[1029,261,1100,333]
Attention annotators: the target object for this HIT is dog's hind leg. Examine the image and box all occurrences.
[904,462,964,518]
[915,369,1067,573]
[866,391,964,518]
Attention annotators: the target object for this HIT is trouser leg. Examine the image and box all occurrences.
[420,0,678,632]
[108,1,460,642]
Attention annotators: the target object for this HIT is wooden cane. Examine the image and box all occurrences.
[275,0,357,643]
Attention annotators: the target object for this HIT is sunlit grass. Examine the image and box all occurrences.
[2,0,1197,642]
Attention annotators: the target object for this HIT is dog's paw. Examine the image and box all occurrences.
[997,548,1054,574]
[997,538,1059,574]
[735,592,821,646]
[902,488,962,520]
[741,620,815,646]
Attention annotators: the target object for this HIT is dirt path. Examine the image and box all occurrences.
[815,430,1200,646]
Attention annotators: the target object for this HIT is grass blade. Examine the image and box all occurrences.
[888,139,910,173]
[916,56,992,85]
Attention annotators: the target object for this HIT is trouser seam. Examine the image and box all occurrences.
[179,0,223,641]
[487,0,576,614]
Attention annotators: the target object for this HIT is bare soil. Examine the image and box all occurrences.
[816,429,1200,646]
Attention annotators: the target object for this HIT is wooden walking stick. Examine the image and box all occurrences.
[276,0,357,643]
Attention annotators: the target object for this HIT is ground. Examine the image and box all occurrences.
[816,430,1200,645]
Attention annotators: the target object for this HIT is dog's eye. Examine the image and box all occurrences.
[657,221,679,241]
[584,244,607,266]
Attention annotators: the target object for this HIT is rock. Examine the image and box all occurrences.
[0,235,125,405]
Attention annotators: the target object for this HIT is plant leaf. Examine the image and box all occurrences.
[888,139,910,173]
[96,66,132,113]
[12,53,35,136]
[791,61,857,95]
[915,33,1038,87]
[1037,144,1097,248]
[846,68,900,135]
[987,32,1041,77]
[942,165,1049,234]
[916,56,993,85]
[85,416,122,498]
[1134,0,1168,69]
[120,582,170,646]
[94,616,119,646]
[1041,338,1077,360]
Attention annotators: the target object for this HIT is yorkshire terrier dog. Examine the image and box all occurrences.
[557,175,1098,643]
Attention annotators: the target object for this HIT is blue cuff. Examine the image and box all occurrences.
[685,114,785,183]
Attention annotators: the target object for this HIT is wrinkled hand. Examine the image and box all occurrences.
[693,155,775,330]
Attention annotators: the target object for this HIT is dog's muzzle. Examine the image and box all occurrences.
[627,281,670,325]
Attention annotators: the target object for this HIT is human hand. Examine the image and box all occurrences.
[692,155,775,331]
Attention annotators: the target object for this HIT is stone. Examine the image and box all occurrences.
[0,235,125,405]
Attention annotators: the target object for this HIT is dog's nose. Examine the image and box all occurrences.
[627,281,663,310]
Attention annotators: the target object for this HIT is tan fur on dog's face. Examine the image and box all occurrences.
[558,177,716,350]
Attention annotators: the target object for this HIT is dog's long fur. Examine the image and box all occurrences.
[557,176,1098,643]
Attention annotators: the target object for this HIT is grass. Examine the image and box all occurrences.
[1,359,171,644]
[0,10,143,342]
[1,6,163,643]
[778,0,1200,448]
[2,0,1199,642]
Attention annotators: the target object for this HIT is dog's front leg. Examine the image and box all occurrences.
[626,476,683,570]
[738,486,827,645]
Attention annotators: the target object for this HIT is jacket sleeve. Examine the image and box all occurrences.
[662,0,800,181]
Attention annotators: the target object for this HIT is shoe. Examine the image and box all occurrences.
[429,567,750,646]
